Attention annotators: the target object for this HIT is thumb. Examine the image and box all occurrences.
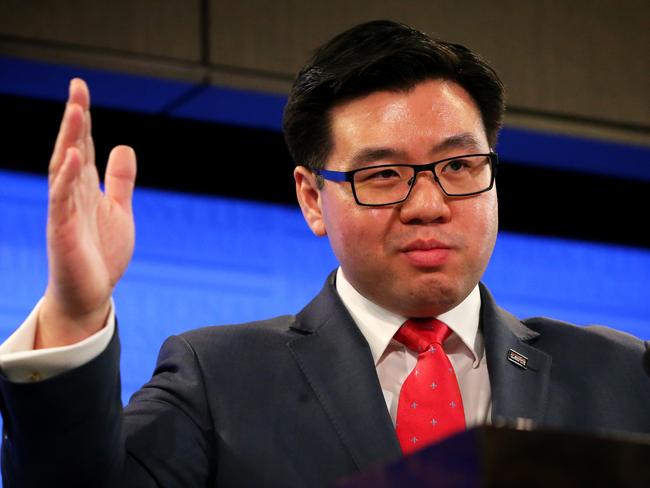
[104,145,137,210]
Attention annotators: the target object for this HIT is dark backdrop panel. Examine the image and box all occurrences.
[2,92,649,248]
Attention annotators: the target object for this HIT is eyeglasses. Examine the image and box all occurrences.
[312,152,498,206]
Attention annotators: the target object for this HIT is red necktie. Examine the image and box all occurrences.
[394,318,466,454]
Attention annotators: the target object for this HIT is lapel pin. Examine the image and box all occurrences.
[507,349,528,369]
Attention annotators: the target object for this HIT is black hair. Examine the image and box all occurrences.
[283,20,505,169]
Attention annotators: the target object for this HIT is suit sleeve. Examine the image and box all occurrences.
[0,299,115,383]
[0,327,216,487]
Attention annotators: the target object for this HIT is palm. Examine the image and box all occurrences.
[47,168,134,314]
[40,79,136,346]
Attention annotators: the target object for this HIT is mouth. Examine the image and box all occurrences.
[400,239,452,267]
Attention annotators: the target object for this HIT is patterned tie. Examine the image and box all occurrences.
[394,318,466,454]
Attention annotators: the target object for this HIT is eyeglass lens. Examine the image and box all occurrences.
[352,155,492,205]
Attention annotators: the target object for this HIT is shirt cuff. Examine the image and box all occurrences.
[0,298,115,383]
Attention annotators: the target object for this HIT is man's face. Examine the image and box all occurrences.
[295,79,498,317]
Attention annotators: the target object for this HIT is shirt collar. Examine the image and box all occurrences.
[335,267,483,367]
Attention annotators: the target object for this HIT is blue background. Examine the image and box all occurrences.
[1,169,649,405]
[0,58,649,484]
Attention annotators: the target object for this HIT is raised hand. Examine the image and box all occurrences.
[36,79,137,349]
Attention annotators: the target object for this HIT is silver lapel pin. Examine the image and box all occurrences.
[507,349,528,369]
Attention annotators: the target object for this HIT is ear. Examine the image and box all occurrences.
[294,166,327,236]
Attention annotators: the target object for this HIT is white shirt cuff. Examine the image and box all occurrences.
[0,298,115,383]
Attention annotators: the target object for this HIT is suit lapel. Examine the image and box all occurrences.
[285,278,552,466]
[480,284,552,425]
[287,276,402,470]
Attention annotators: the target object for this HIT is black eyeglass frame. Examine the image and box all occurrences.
[312,152,499,207]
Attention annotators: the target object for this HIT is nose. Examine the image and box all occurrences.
[398,171,451,224]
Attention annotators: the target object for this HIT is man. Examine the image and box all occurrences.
[0,20,649,488]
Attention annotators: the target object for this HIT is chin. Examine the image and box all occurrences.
[392,280,465,317]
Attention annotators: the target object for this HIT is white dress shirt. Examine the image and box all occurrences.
[0,270,491,428]
[0,299,115,382]
[335,268,491,427]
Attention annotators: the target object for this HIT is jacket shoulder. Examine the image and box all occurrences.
[181,315,297,340]
[168,315,300,360]
[522,316,645,351]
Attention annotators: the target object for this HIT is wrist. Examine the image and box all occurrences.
[35,295,111,349]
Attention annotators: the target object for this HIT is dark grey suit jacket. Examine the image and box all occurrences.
[1,276,649,487]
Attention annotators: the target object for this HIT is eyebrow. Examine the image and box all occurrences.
[434,133,486,154]
[347,132,487,168]
[349,148,404,168]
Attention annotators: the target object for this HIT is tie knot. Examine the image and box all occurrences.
[394,318,451,353]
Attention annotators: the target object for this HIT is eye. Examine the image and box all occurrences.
[373,169,400,179]
[357,167,402,182]
[442,159,469,173]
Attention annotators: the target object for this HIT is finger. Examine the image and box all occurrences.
[49,103,84,182]
[49,147,83,221]
[79,108,100,191]
[68,78,90,110]
[104,145,137,211]
[49,79,90,178]
[82,86,95,169]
